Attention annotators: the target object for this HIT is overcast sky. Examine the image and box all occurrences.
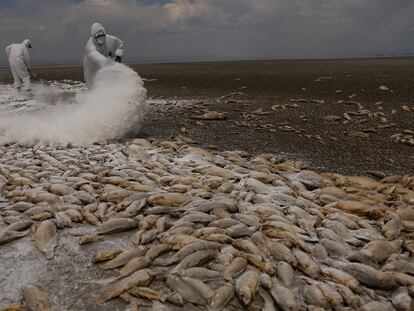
[1,0,414,65]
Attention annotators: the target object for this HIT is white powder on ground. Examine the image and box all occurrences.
[0,63,146,145]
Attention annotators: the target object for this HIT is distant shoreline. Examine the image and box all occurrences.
[1,55,414,70]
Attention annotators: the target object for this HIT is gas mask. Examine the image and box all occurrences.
[96,36,106,46]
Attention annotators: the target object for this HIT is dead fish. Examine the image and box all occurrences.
[96,203,108,220]
[320,266,361,293]
[101,189,134,203]
[258,288,277,311]
[0,303,26,311]
[8,201,34,212]
[53,211,73,229]
[153,241,221,266]
[232,239,261,255]
[358,301,395,311]
[101,247,147,270]
[227,224,256,238]
[179,212,216,224]
[119,199,146,218]
[216,245,237,265]
[322,220,353,240]
[0,228,29,245]
[392,287,413,311]
[148,193,191,207]
[263,229,302,248]
[166,276,207,306]
[144,244,172,262]
[140,228,158,244]
[1,210,23,218]
[268,241,297,267]
[303,285,327,308]
[140,215,159,230]
[293,248,320,278]
[351,228,385,242]
[210,218,242,228]
[296,218,318,239]
[276,262,295,288]
[232,213,261,228]
[31,211,53,222]
[117,256,150,279]
[172,249,216,274]
[48,183,73,196]
[129,286,163,301]
[145,205,171,215]
[393,272,414,287]
[223,257,248,281]
[209,207,232,217]
[341,262,398,289]
[316,227,344,243]
[312,244,329,260]
[6,220,33,232]
[34,220,58,260]
[260,273,272,290]
[81,211,100,226]
[336,200,384,219]
[334,283,362,309]
[382,214,401,240]
[204,233,234,244]
[194,165,240,180]
[180,267,222,281]
[161,234,200,249]
[348,239,402,264]
[22,286,51,311]
[270,284,299,311]
[78,234,104,245]
[26,190,60,204]
[240,252,275,275]
[89,269,153,305]
[382,260,414,275]
[320,238,353,259]
[96,218,139,235]
[181,277,214,300]
[210,284,235,311]
[93,248,124,263]
[235,271,259,306]
[316,282,343,309]
[24,206,54,218]
[166,292,184,306]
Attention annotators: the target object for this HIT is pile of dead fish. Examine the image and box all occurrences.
[0,138,414,310]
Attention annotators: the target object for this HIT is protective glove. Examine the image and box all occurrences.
[115,56,122,63]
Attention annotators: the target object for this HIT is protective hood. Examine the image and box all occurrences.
[23,39,31,48]
[91,23,106,39]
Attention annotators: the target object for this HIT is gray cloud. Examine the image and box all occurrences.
[1,0,414,65]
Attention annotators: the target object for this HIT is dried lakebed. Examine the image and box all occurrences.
[0,138,413,310]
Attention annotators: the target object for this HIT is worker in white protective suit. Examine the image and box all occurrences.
[83,23,123,88]
[5,39,33,90]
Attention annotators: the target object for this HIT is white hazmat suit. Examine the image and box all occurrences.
[83,23,124,88]
[5,39,32,90]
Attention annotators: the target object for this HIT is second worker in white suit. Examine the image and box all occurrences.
[5,39,33,90]
[83,22,124,88]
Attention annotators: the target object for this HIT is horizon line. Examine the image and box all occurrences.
[1,54,414,69]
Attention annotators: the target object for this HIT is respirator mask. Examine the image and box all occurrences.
[95,35,106,45]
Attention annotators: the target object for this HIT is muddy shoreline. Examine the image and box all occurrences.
[0,58,413,175]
